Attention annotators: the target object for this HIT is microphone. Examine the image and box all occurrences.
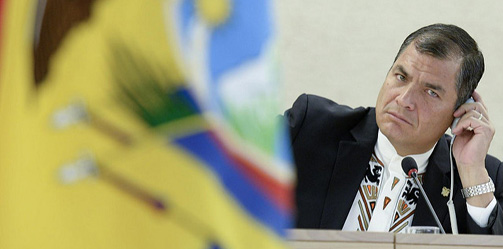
[402,157,446,234]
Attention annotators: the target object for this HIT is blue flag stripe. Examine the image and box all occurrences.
[173,131,290,236]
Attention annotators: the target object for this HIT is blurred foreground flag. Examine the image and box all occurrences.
[0,0,293,248]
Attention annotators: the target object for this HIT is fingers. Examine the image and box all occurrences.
[452,108,492,135]
[471,90,487,110]
[452,91,492,135]
[453,91,489,121]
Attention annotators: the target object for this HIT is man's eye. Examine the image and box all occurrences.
[396,74,405,81]
[427,89,438,97]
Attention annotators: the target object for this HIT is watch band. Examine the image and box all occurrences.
[461,178,495,199]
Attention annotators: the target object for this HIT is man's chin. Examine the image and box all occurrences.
[379,124,410,142]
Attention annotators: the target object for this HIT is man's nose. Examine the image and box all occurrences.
[396,84,417,110]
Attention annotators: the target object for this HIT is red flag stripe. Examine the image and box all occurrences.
[208,130,293,213]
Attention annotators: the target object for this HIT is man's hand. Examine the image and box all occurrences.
[451,90,495,207]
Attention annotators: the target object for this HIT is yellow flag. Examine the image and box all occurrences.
[0,0,292,248]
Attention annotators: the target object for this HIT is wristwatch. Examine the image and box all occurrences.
[461,178,495,199]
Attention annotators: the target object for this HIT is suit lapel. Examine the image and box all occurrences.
[320,109,378,229]
[412,135,460,230]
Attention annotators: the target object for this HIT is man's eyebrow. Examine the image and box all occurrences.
[394,65,409,78]
[425,83,446,93]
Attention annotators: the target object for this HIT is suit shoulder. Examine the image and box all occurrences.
[285,94,372,142]
[288,94,370,125]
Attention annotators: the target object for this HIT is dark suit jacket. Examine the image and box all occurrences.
[285,94,503,234]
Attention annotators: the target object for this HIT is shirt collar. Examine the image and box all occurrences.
[375,130,435,175]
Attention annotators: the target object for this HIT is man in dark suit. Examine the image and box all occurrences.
[285,24,503,234]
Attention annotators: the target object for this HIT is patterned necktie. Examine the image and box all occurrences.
[343,152,424,233]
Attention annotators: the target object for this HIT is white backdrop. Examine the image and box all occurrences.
[276,0,503,159]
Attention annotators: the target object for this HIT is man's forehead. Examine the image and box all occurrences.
[402,44,463,67]
[394,46,461,81]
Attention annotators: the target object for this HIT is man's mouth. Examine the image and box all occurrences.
[387,111,412,125]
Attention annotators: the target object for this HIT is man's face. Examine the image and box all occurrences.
[375,44,460,155]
